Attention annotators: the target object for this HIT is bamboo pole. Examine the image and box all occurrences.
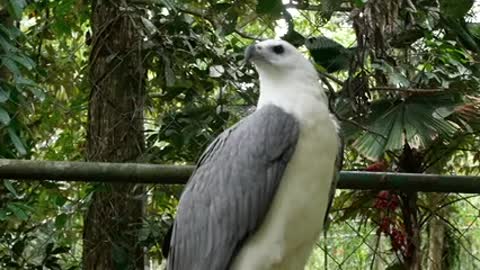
[0,159,479,193]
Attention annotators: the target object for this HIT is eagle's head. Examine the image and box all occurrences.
[244,39,317,79]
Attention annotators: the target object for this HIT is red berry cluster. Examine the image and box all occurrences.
[373,191,407,254]
[373,190,399,210]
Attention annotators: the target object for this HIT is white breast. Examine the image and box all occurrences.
[230,91,339,270]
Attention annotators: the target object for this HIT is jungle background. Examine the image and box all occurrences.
[1,0,480,269]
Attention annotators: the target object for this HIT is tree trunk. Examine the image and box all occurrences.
[83,0,146,269]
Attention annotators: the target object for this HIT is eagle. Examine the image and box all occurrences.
[163,39,340,270]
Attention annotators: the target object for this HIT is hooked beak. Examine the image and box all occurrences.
[244,44,258,64]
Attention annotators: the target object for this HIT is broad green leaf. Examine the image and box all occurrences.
[352,97,459,159]
[51,246,70,254]
[46,242,54,254]
[0,85,9,102]
[54,194,67,207]
[29,87,46,101]
[0,57,22,76]
[0,107,10,125]
[1,56,21,76]
[321,0,342,20]
[0,34,18,53]
[55,0,76,16]
[15,76,38,87]
[6,203,28,221]
[3,179,18,197]
[0,24,14,39]
[440,0,474,19]
[160,0,176,11]
[0,209,7,220]
[389,72,410,87]
[12,240,25,256]
[7,0,27,19]
[256,0,283,18]
[8,127,27,156]
[141,17,159,35]
[9,54,35,70]
[55,214,68,230]
[220,11,238,36]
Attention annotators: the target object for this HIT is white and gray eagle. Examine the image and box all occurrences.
[164,39,340,270]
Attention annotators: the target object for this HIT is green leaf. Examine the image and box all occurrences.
[3,179,19,197]
[352,97,459,159]
[51,246,70,254]
[55,0,75,16]
[440,0,474,19]
[220,10,238,36]
[7,0,27,19]
[0,34,18,53]
[1,56,21,76]
[160,0,176,11]
[141,17,159,35]
[389,71,410,87]
[0,209,7,220]
[12,240,25,257]
[9,54,35,70]
[321,0,342,20]
[46,242,54,254]
[8,127,27,156]
[55,214,68,229]
[54,194,67,207]
[256,0,283,18]
[0,107,10,125]
[7,203,28,220]
[0,85,9,102]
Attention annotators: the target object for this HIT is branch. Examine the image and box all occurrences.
[233,29,259,40]
[370,87,446,93]
[318,71,344,86]
[1,159,480,193]
[339,117,388,140]
[0,159,194,184]
[177,7,216,27]
[284,3,352,12]
[177,8,258,40]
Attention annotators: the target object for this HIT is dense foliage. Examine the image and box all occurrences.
[1,0,480,269]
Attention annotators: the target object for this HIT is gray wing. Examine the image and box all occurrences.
[167,105,299,270]
[323,132,344,229]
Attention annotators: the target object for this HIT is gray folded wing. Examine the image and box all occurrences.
[324,135,343,228]
[167,104,299,270]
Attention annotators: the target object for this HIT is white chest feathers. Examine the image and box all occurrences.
[230,105,339,270]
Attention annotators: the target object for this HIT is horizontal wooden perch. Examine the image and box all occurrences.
[0,159,479,193]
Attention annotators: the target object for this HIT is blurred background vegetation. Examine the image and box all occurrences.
[1,0,480,269]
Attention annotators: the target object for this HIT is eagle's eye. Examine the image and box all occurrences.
[272,45,284,54]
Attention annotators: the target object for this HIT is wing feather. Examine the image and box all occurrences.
[166,105,299,270]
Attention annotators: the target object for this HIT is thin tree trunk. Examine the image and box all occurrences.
[82,0,146,269]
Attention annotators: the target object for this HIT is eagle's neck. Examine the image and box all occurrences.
[256,74,330,123]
